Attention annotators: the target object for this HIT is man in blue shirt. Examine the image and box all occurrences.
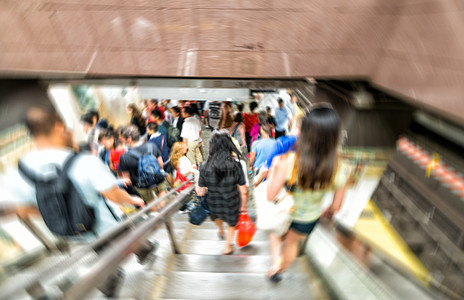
[249,125,276,176]
[274,98,289,138]
[253,135,296,186]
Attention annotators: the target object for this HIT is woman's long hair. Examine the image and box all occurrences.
[296,106,341,190]
[204,132,241,180]
[127,103,145,128]
[169,142,185,170]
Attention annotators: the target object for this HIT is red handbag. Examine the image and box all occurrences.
[236,213,256,247]
[174,167,192,191]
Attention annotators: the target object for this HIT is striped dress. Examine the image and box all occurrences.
[198,161,246,226]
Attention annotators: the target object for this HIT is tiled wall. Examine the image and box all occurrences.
[0,0,463,123]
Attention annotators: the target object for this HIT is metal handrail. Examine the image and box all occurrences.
[62,185,194,300]
[0,181,192,300]
[88,180,192,250]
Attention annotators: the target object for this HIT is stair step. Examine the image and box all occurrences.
[149,228,187,241]
[168,212,191,222]
[172,254,308,273]
[183,221,219,229]
[160,271,313,299]
[182,240,270,255]
[188,229,269,241]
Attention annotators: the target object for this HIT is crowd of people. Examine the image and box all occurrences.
[75,97,295,209]
[7,94,349,284]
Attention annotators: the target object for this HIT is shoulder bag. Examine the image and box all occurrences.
[255,165,296,236]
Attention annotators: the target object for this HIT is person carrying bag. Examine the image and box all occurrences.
[188,195,210,225]
[263,105,350,283]
[236,212,256,247]
[255,164,297,236]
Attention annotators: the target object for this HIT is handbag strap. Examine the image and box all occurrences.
[175,166,188,182]
[286,155,298,192]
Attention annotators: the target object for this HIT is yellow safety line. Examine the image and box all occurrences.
[354,200,432,286]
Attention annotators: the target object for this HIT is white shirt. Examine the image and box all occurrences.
[178,156,199,181]
[181,116,202,142]
[150,132,162,140]
[164,110,174,125]
[203,100,211,111]
[172,116,179,128]
[6,148,122,241]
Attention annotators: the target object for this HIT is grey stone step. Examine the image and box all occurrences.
[160,271,314,299]
[172,254,308,274]
[188,228,269,241]
[179,220,221,229]
[167,211,190,221]
[181,240,270,256]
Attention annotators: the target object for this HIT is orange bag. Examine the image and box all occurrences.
[236,213,256,247]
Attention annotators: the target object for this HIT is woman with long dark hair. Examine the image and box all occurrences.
[127,103,146,136]
[265,105,350,282]
[195,132,248,255]
[229,113,246,153]
[219,101,234,130]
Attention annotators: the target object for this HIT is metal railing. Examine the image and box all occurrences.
[0,181,193,300]
[62,184,194,299]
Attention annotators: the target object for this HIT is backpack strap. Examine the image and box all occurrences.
[146,142,154,155]
[230,122,238,135]
[285,155,298,192]
[127,148,142,160]
[18,159,38,184]
[18,153,80,184]
[62,153,80,174]
[232,122,242,138]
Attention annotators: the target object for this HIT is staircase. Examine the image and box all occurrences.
[0,210,329,299]
[148,212,330,300]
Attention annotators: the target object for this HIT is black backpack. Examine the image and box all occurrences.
[18,153,96,237]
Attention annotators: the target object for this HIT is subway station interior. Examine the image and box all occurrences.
[0,1,464,299]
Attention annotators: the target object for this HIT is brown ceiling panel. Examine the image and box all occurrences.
[69,47,98,74]
[230,11,268,51]
[0,10,34,44]
[371,0,464,124]
[232,51,265,77]
[88,10,131,48]
[234,0,271,10]
[88,50,138,75]
[162,9,199,51]
[51,10,97,47]
[24,11,62,46]
[373,53,464,126]
[126,10,164,49]
[197,9,233,51]
[198,51,232,77]
[0,0,463,122]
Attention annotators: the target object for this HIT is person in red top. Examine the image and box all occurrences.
[110,138,126,175]
[146,99,165,123]
[243,101,259,152]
